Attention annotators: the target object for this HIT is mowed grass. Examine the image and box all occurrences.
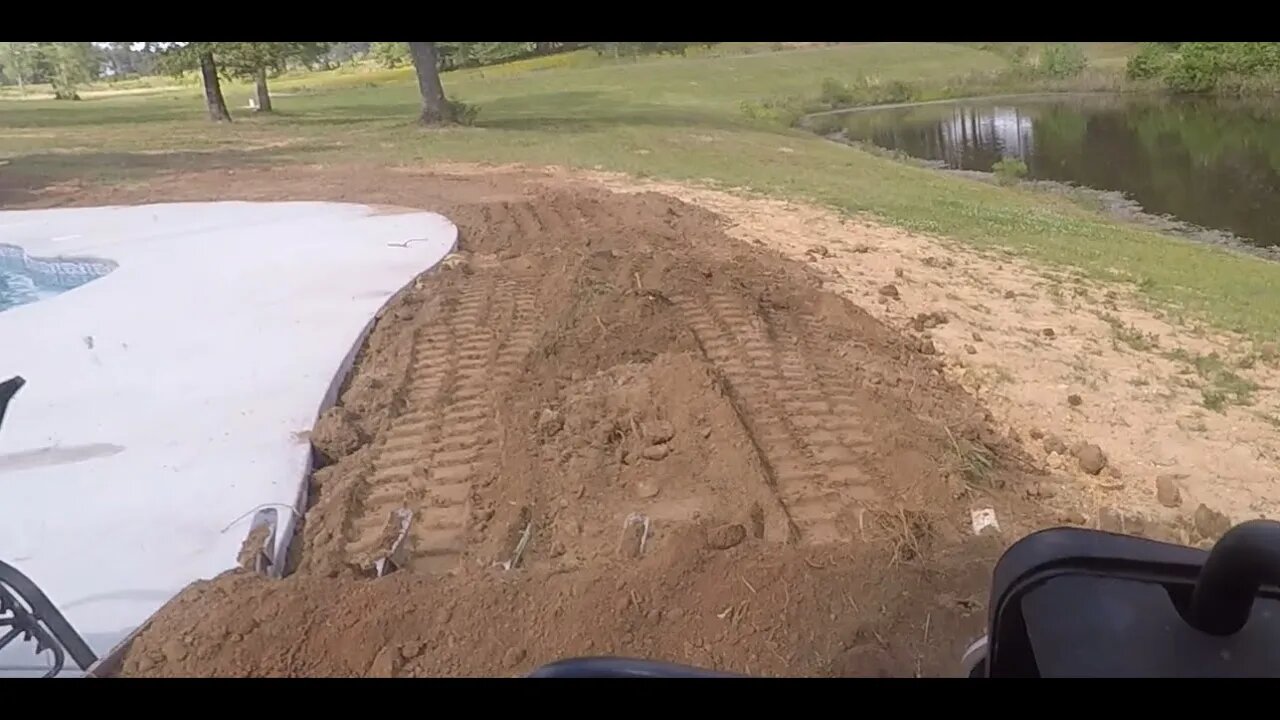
[2,42,1278,340]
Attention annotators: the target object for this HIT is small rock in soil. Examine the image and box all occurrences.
[1067,393,1083,407]
[852,243,872,253]
[1076,444,1108,475]
[634,480,661,499]
[918,339,937,355]
[1105,466,1123,480]
[706,523,747,550]
[878,284,900,299]
[645,420,675,445]
[641,444,671,461]
[894,268,905,278]
[1029,428,1045,440]
[964,344,977,355]
[1043,434,1069,456]
[503,648,527,669]
[972,331,983,342]
[1058,510,1087,526]
[367,645,404,678]
[1156,474,1184,508]
[1004,290,1017,299]
[807,244,830,258]
[1193,504,1231,540]
[1042,328,1056,338]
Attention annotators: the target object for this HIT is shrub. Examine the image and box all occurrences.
[1126,43,1171,80]
[819,77,853,106]
[991,157,1029,184]
[1037,43,1088,79]
[1164,43,1223,93]
[447,100,479,126]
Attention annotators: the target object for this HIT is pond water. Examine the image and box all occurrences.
[0,244,116,312]
[824,94,1280,249]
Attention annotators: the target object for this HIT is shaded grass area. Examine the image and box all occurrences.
[2,42,1279,340]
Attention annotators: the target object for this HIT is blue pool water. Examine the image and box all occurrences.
[0,244,117,312]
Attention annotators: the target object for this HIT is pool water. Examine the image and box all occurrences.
[0,244,116,312]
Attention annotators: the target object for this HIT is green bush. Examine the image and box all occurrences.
[739,96,808,126]
[991,157,1029,184]
[1164,43,1223,93]
[1037,43,1088,79]
[1126,43,1171,80]
[819,77,853,106]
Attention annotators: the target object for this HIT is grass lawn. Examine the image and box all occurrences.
[2,41,1278,340]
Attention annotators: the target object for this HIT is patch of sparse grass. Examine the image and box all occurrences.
[1099,312,1161,352]
[1164,348,1260,411]
[946,427,997,491]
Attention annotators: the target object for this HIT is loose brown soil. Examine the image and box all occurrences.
[20,161,1267,677]
[28,166,1041,677]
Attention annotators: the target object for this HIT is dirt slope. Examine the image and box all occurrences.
[100,174,1039,677]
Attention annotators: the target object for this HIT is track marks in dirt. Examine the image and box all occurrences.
[343,276,541,574]
[673,290,881,546]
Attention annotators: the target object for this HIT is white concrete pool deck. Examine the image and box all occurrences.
[0,202,457,675]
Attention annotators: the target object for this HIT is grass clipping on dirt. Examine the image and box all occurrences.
[117,178,1037,678]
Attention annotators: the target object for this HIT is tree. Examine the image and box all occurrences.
[0,42,39,93]
[215,42,328,112]
[370,42,411,69]
[407,42,454,125]
[151,42,231,122]
[46,42,98,100]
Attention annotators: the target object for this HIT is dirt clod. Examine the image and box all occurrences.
[1067,394,1082,407]
[706,523,747,550]
[1193,504,1231,541]
[1029,428,1044,440]
[807,245,830,258]
[971,331,983,342]
[1042,328,1056,339]
[878,284,900,299]
[1098,507,1124,532]
[1075,444,1108,475]
[1043,434,1069,456]
[645,420,675,445]
[641,444,671,461]
[311,407,364,464]
[503,648,527,670]
[537,409,564,437]
[1156,475,1183,508]
[964,344,977,355]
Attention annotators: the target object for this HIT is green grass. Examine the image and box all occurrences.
[3,41,1279,341]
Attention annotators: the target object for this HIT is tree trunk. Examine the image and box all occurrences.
[254,67,272,113]
[198,50,232,123]
[407,42,452,125]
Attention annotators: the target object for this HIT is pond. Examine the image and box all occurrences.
[821,94,1280,249]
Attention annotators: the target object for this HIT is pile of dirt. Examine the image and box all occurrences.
[112,176,1041,677]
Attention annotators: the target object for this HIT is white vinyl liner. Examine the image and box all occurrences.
[0,202,457,675]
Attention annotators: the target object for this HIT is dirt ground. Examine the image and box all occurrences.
[9,162,1275,676]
